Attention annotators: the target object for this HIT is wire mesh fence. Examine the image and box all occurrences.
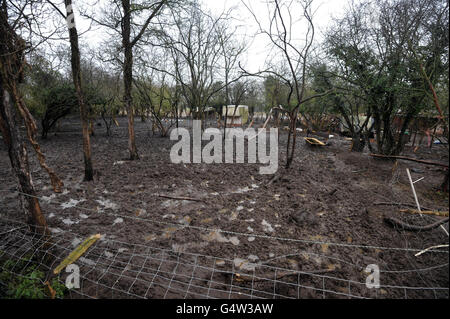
[0,189,448,299]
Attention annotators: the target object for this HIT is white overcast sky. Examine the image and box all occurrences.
[72,0,349,72]
[203,0,349,72]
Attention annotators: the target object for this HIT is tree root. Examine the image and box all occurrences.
[384,216,449,232]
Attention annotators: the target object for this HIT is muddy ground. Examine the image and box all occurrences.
[0,116,448,299]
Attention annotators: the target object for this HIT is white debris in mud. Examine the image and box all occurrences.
[48,213,55,219]
[248,255,259,262]
[62,218,78,225]
[118,248,128,253]
[71,238,81,247]
[245,218,255,222]
[229,237,240,246]
[251,184,259,189]
[42,194,56,203]
[50,227,63,234]
[236,205,244,212]
[61,198,86,209]
[233,258,259,271]
[233,187,250,194]
[104,251,114,258]
[163,214,176,219]
[261,219,274,233]
[202,230,240,246]
[113,160,125,166]
[161,200,175,208]
[247,208,254,212]
[211,192,219,196]
[269,253,275,258]
[113,217,124,224]
[172,242,208,253]
[79,257,95,266]
[215,260,226,266]
[62,189,70,195]
[247,226,254,232]
[96,198,119,211]
[229,211,239,221]
[248,237,255,242]
[79,213,89,219]
[178,216,192,227]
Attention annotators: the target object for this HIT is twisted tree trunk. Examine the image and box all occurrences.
[0,84,49,235]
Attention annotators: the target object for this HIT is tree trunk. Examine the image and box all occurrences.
[351,132,366,152]
[122,0,139,160]
[441,170,449,193]
[0,85,49,235]
[65,0,94,181]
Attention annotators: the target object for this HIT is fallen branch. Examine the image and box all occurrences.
[384,216,449,232]
[370,154,448,169]
[399,209,449,218]
[415,244,449,257]
[157,194,204,202]
[373,202,434,211]
[53,234,101,275]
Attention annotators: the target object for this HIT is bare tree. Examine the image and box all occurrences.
[0,0,63,233]
[47,0,95,180]
[242,0,329,168]
[83,0,168,159]
[153,2,246,129]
